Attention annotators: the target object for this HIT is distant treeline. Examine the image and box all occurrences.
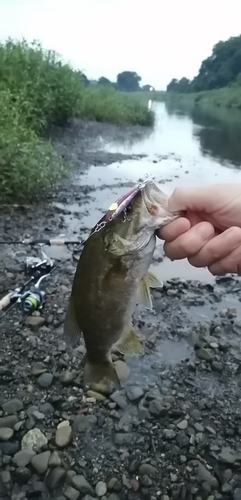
[81,71,154,93]
[167,34,241,93]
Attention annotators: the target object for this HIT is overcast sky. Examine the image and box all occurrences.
[1,0,241,89]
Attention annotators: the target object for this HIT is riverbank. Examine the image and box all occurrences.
[0,39,153,203]
[1,116,241,500]
[135,87,241,110]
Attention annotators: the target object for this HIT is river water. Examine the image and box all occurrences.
[66,101,241,284]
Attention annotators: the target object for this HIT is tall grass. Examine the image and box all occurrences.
[0,39,153,202]
[141,87,241,109]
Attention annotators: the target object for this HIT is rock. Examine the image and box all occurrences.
[194,423,204,432]
[55,425,73,447]
[57,420,70,429]
[126,386,144,402]
[21,428,48,451]
[49,451,61,467]
[177,419,188,430]
[0,428,14,441]
[45,467,66,490]
[0,441,19,455]
[13,466,32,485]
[73,415,97,433]
[2,398,23,414]
[26,315,45,326]
[149,399,167,417]
[65,486,80,500]
[211,361,223,372]
[31,362,47,376]
[108,495,120,500]
[219,447,241,464]
[140,474,152,486]
[39,402,54,415]
[37,372,53,388]
[163,429,176,440]
[110,391,128,410]
[176,431,189,448]
[71,475,95,495]
[114,360,130,381]
[0,415,18,429]
[196,348,213,361]
[139,464,156,476]
[95,481,107,496]
[114,433,133,445]
[59,370,79,385]
[195,460,218,488]
[234,488,241,500]
[107,477,121,491]
[31,450,51,474]
[13,449,36,467]
[86,390,106,401]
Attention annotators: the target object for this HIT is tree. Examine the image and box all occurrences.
[166,34,241,93]
[98,76,113,87]
[116,71,141,91]
[142,84,155,91]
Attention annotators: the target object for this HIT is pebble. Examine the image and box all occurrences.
[59,369,79,385]
[2,398,23,414]
[114,360,130,381]
[37,372,53,388]
[71,475,95,495]
[55,424,73,447]
[219,446,241,464]
[45,467,66,490]
[31,450,51,474]
[95,481,107,496]
[0,427,14,441]
[0,441,19,455]
[25,315,45,326]
[13,449,36,467]
[139,464,156,476]
[177,419,188,430]
[211,361,223,372]
[49,450,62,467]
[149,399,167,417]
[196,347,213,361]
[13,466,32,485]
[126,386,144,402]
[0,415,18,429]
[31,361,47,376]
[21,428,48,450]
[110,391,128,410]
[194,422,204,432]
[65,486,80,500]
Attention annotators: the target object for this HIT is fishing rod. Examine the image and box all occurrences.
[0,236,85,318]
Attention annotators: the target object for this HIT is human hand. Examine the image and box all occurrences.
[158,184,241,275]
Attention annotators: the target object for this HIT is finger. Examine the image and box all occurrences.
[163,221,215,260]
[209,242,241,275]
[189,227,241,268]
[157,217,191,242]
[167,186,216,212]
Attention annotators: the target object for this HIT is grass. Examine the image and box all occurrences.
[0,39,154,203]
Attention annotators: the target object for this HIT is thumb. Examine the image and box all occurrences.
[167,185,216,213]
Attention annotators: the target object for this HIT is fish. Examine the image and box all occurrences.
[63,179,182,390]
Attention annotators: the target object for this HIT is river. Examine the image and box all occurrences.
[58,101,241,284]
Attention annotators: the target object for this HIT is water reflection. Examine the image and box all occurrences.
[165,100,241,168]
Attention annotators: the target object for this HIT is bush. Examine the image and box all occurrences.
[81,87,154,126]
[0,39,84,133]
[0,90,70,202]
[0,39,154,202]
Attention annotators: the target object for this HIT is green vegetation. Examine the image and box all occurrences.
[0,39,153,203]
[167,34,241,93]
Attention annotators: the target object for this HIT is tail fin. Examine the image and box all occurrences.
[83,357,121,391]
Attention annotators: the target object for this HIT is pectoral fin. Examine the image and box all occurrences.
[114,323,144,355]
[137,271,163,309]
[63,296,82,347]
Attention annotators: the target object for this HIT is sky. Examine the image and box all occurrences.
[0,0,241,90]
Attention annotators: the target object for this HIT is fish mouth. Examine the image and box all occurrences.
[141,180,183,222]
